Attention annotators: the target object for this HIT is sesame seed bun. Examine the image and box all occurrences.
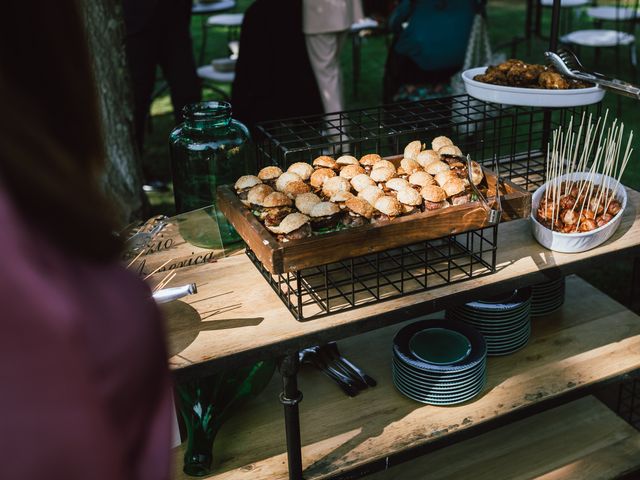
[275,172,303,192]
[373,159,396,171]
[283,180,311,198]
[247,184,274,206]
[416,150,440,168]
[420,185,447,203]
[431,136,453,151]
[295,192,322,214]
[313,155,338,170]
[438,145,463,157]
[234,175,262,191]
[351,173,376,192]
[370,167,395,183]
[408,171,435,187]
[345,197,373,219]
[397,187,423,206]
[258,166,283,181]
[385,178,410,192]
[404,140,422,160]
[322,176,352,197]
[310,168,336,189]
[435,170,458,187]
[287,162,314,181]
[310,201,340,218]
[339,164,365,180]
[266,212,309,234]
[359,185,384,206]
[425,161,451,176]
[359,153,382,166]
[329,191,354,204]
[336,155,359,166]
[442,178,466,197]
[374,196,402,217]
[400,158,422,175]
[263,191,293,207]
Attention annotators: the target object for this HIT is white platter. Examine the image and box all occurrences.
[531,172,628,253]
[462,67,606,107]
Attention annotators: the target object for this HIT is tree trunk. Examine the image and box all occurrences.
[80,0,146,225]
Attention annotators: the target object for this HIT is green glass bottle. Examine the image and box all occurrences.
[169,101,253,248]
[177,359,276,477]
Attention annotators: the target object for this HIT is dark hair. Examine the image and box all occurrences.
[0,1,122,262]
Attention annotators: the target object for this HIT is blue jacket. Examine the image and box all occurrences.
[389,0,480,72]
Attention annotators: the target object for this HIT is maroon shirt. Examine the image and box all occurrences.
[0,190,172,480]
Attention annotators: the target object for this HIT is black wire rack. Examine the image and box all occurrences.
[618,376,640,431]
[252,96,601,320]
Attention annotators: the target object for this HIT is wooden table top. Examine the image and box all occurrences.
[161,188,640,379]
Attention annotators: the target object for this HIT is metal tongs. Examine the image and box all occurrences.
[124,216,167,252]
[545,48,640,100]
[464,154,502,225]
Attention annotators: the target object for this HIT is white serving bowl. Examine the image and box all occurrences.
[531,172,627,253]
[462,67,605,107]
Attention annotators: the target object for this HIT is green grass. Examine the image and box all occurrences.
[143,0,640,305]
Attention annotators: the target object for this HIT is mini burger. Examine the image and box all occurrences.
[234,175,262,203]
[322,176,352,198]
[257,166,282,187]
[469,160,484,186]
[373,159,396,171]
[295,192,322,215]
[404,140,422,160]
[246,184,274,209]
[313,155,339,171]
[370,166,396,183]
[310,168,336,189]
[282,179,311,198]
[385,177,410,194]
[259,191,294,226]
[358,185,384,206]
[275,171,303,192]
[336,155,359,166]
[373,195,402,222]
[438,144,463,157]
[420,185,448,211]
[329,190,354,210]
[434,170,458,187]
[339,164,365,180]
[343,197,373,228]
[416,150,440,168]
[425,160,451,176]
[359,153,382,172]
[266,212,311,242]
[287,162,314,181]
[397,187,423,214]
[442,178,470,205]
[408,171,435,191]
[309,201,342,232]
[431,135,453,152]
[351,173,376,193]
[400,158,422,175]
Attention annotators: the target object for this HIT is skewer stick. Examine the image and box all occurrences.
[143,257,175,280]
[154,271,177,292]
[606,131,634,213]
[126,249,145,269]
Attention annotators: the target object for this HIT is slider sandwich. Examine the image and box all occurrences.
[287,162,314,181]
[336,155,359,167]
[259,192,295,226]
[351,173,376,193]
[408,171,435,192]
[400,158,422,175]
[339,164,365,180]
[443,178,470,206]
[329,190,354,210]
[359,185,384,207]
[258,166,282,188]
[295,192,322,215]
[309,201,342,232]
[266,213,311,242]
[404,140,422,160]
[246,184,274,210]
[420,185,448,211]
[234,175,262,204]
[397,187,423,214]
[310,168,336,190]
[416,150,440,168]
[359,153,382,173]
[431,135,453,151]
[275,172,303,192]
[343,197,373,228]
[373,196,402,222]
[313,155,339,171]
[322,176,351,198]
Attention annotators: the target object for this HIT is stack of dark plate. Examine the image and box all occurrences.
[446,288,532,356]
[531,276,565,317]
[392,319,487,405]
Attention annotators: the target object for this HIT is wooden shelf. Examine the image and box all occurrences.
[173,276,640,480]
[161,187,640,377]
[366,396,640,480]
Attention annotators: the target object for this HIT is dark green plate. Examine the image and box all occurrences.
[409,328,472,366]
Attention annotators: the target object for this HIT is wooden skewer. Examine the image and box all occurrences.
[126,249,145,269]
[154,271,177,292]
[143,257,175,280]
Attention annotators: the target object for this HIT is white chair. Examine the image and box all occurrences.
[538,0,593,36]
[197,65,235,100]
[191,0,236,64]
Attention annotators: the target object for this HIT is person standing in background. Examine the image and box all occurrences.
[123,0,201,153]
[302,0,364,115]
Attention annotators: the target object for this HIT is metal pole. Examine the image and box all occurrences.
[279,352,304,480]
[549,0,562,52]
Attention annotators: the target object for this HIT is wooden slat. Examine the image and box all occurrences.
[172,276,640,480]
[161,188,640,372]
[367,396,640,480]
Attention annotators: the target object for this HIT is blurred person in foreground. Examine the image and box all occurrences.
[383,0,483,103]
[0,2,173,479]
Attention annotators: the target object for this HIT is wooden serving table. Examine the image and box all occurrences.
[160,187,640,480]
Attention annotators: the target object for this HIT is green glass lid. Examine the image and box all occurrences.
[409,328,472,365]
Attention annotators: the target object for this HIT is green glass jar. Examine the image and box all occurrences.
[169,101,253,247]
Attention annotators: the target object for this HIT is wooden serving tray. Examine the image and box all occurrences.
[217,165,531,274]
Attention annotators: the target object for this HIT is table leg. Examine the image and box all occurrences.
[279,352,304,480]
